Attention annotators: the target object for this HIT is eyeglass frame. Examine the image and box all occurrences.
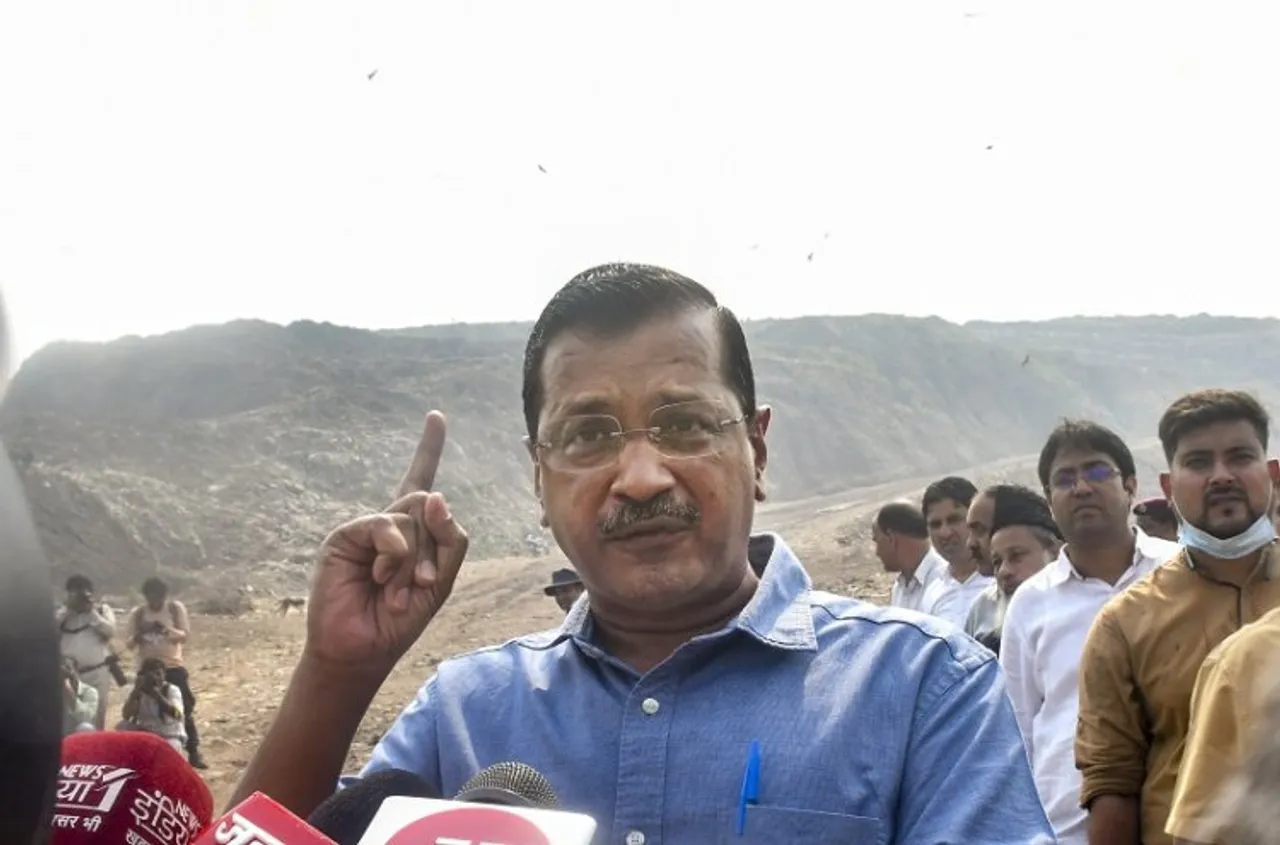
[523,398,755,472]
[1048,461,1122,492]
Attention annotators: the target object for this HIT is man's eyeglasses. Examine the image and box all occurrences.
[1050,463,1120,491]
[527,399,748,473]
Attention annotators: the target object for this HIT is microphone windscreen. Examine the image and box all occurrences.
[454,762,559,809]
[50,731,214,844]
[308,769,439,845]
[0,432,61,845]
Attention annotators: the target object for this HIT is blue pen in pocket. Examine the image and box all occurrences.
[736,739,761,836]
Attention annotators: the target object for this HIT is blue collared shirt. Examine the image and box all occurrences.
[356,533,1054,844]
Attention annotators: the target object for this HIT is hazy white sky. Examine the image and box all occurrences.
[2,1,1277,365]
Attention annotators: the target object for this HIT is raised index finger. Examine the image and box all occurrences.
[393,410,447,501]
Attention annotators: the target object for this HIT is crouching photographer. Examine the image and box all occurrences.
[117,657,186,754]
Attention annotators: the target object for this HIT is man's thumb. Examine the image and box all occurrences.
[421,492,468,582]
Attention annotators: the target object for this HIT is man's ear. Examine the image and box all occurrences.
[750,405,771,503]
[1158,471,1173,500]
[1122,474,1138,503]
[526,438,550,526]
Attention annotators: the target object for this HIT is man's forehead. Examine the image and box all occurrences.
[967,494,994,521]
[540,311,727,414]
[1175,419,1265,456]
[927,499,964,518]
[1051,446,1114,471]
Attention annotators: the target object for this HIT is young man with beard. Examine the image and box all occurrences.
[231,263,1054,843]
[1075,390,1280,845]
[920,476,994,627]
[1000,420,1181,845]
[965,484,1061,654]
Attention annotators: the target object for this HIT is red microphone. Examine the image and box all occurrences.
[193,791,335,845]
[52,731,214,844]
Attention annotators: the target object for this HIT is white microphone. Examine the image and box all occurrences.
[355,762,596,845]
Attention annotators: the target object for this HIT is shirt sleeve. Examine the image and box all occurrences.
[93,604,117,640]
[75,685,99,726]
[169,601,190,642]
[998,594,1039,760]
[896,652,1055,844]
[1075,609,1147,806]
[166,685,185,720]
[963,598,981,637]
[1165,654,1244,842]
[352,675,443,792]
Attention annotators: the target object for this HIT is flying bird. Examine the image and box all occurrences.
[537,164,547,174]
[367,69,378,80]
[1021,354,1031,367]
[806,252,814,262]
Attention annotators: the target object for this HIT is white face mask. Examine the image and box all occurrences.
[1174,490,1277,561]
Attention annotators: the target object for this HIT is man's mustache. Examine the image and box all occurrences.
[598,496,701,536]
[1205,486,1248,507]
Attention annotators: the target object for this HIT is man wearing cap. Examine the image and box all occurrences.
[1133,496,1179,543]
[542,568,584,614]
[965,484,1062,655]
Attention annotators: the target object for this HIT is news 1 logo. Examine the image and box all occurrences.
[385,806,553,845]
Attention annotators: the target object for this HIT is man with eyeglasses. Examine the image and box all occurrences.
[232,263,1054,843]
[1073,390,1280,845]
[996,420,1179,845]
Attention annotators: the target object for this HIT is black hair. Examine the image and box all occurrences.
[875,502,929,539]
[988,484,1063,541]
[65,575,92,592]
[521,263,756,440]
[1037,419,1136,493]
[142,577,168,597]
[921,476,978,519]
[1158,388,1270,463]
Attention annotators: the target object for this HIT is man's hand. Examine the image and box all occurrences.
[63,679,76,706]
[303,411,468,676]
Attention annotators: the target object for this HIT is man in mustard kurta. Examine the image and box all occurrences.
[1166,606,1280,844]
[1075,389,1280,845]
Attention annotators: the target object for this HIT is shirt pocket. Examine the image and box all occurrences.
[718,805,884,844]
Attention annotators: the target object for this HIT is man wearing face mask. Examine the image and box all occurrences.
[1075,389,1280,845]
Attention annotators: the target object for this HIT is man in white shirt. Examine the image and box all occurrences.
[1000,420,1180,845]
[55,574,117,730]
[873,501,947,612]
[920,476,994,628]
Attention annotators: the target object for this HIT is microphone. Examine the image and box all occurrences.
[355,762,597,845]
[50,731,215,844]
[308,769,440,845]
[0,289,61,845]
[194,791,336,845]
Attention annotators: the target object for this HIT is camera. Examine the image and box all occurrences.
[104,653,128,687]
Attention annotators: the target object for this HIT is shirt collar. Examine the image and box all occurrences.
[1048,527,1163,587]
[900,547,944,588]
[551,532,818,654]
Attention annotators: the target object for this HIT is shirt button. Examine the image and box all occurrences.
[625,831,645,845]
[640,697,660,715]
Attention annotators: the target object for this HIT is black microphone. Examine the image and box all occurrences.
[317,763,596,845]
[454,761,560,808]
[307,769,440,845]
[0,289,62,845]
